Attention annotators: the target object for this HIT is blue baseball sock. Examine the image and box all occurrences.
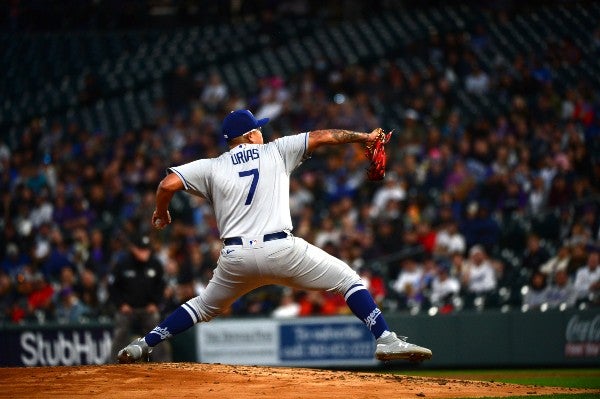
[144,306,194,347]
[344,284,390,339]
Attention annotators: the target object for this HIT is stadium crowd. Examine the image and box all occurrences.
[1,4,600,325]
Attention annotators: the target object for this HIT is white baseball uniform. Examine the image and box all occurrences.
[169,133,362,323]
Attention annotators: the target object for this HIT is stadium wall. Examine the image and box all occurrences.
[1,310,598,367]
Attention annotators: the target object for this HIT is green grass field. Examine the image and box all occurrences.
[393,368,600,399]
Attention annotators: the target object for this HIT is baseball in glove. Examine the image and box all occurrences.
[365,129,392,181]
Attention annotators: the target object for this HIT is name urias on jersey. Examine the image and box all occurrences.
[231,148,260,165]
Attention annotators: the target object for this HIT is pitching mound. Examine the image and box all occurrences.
[1,363,593,398]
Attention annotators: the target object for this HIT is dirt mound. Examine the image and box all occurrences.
[1,362,594,398]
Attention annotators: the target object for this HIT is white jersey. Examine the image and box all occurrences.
[169,133,308,239]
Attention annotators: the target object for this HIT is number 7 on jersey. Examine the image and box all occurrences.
[238,168,259,205]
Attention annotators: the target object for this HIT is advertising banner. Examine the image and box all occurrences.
[198,319,279,365]
[278,317,376,366]
[0,324,113,367]
[564,313,600,359]
[197,316,377,367]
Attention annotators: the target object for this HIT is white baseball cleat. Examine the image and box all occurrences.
[117,337,152,364]
[375,332,432,362]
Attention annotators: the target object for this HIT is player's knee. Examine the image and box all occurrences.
[186,296,221,322]
[336,274,363,296]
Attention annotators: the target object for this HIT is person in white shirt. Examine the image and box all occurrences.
[429,262,461,306]
[370,172,406,219]
[434,220,466,257]
[271,288,301,318]
[392,258,424,308]
[465,64,490,95]
[539,245,570,278]
[573,250,600,301]
[461,245,497,295]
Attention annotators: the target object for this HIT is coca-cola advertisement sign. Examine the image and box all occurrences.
[564,314,600,358]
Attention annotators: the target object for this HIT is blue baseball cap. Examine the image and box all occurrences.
[222,110,269,140]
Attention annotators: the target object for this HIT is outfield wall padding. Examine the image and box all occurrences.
[0,309,598,367]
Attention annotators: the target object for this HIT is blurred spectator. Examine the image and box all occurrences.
[433,219,466,258]
[465,64,490,95]
[87,228,110,279]
[74,267,104,317]
[54,287,90,323]
[547,174,572,209]
[296,290,345,316]
[428,262,461,312]
[200,71,229,113]
[528,175,547,214]
[539,245,571,279]
[255,76,290,121]
[163,251,196,314]
[420,257,438,296]
[339,238,366,271]
[445,160,473,202]
[568,240,590,276]
[391,258,424,310]
[53,265,77,295]
[460,202,501,253]
[460,245,497,296]
[422,150,447,198]
[15,266,55,323]
[314,216,341,248]
[449,252,468,278]
[396,109,425,153]
[272,288,301,318]
[522,271,549,311]
[544,269,577,309]
[572,250,600,303]
[1,242,30,278]
[521,234,550,272]
[498,180,527,219]
[40,226,74,281]
[289,177,314,218]
[416,221,437,256]
[370,172,406,219]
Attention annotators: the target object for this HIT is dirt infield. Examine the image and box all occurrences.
[1,363,596,398]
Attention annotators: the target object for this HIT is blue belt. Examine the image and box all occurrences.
[223,231,288,246]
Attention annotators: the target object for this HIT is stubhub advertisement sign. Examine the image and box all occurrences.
[0,325,113,366]
[198,316,377,367]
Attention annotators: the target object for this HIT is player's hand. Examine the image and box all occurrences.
[152,209,171,230]
[364,128,392,181]
[366,128,384,144]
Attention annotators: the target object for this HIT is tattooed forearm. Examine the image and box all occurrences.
[307,128,372,152]
[329,129,366,143]
[312,129,366,143]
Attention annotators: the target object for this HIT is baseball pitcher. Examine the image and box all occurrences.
[117,109,432,363]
